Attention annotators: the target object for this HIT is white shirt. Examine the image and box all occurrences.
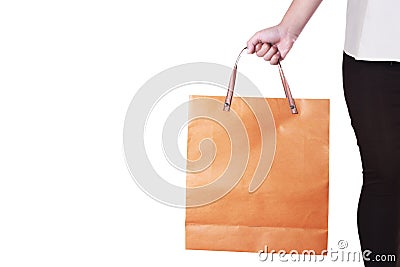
[344,0,400,61]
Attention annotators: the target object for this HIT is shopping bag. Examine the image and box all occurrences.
[185,52,329,254]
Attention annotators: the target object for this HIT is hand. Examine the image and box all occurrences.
[247,24,298,65]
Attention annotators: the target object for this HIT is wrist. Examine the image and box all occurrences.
[277,22,299,43]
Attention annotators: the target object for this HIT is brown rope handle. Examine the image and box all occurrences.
[223,47,298,114]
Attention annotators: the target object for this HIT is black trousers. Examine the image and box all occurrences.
[343,52,400,267]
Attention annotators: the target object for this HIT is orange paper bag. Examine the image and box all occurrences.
[185,92,329,254]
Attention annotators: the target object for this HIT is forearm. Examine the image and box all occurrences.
[280,0,323,37]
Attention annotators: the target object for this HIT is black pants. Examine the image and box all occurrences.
[343,52,400,267]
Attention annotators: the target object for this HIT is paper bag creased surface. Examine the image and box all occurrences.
[186,95,329,254]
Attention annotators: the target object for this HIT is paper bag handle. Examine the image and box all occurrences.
[223,47,298,114]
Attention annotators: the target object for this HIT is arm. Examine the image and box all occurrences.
[247,0,322,64]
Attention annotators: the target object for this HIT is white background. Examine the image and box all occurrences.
[0,0,365,266]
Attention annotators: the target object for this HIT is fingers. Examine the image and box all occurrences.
[255,43,263,53]
[270,52,281,65]
[256,43,270,57]
[263,46,278,61]
[247,31,261,54]
[253,43,281,64]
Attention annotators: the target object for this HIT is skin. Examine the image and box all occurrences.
[247,0,323,65]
